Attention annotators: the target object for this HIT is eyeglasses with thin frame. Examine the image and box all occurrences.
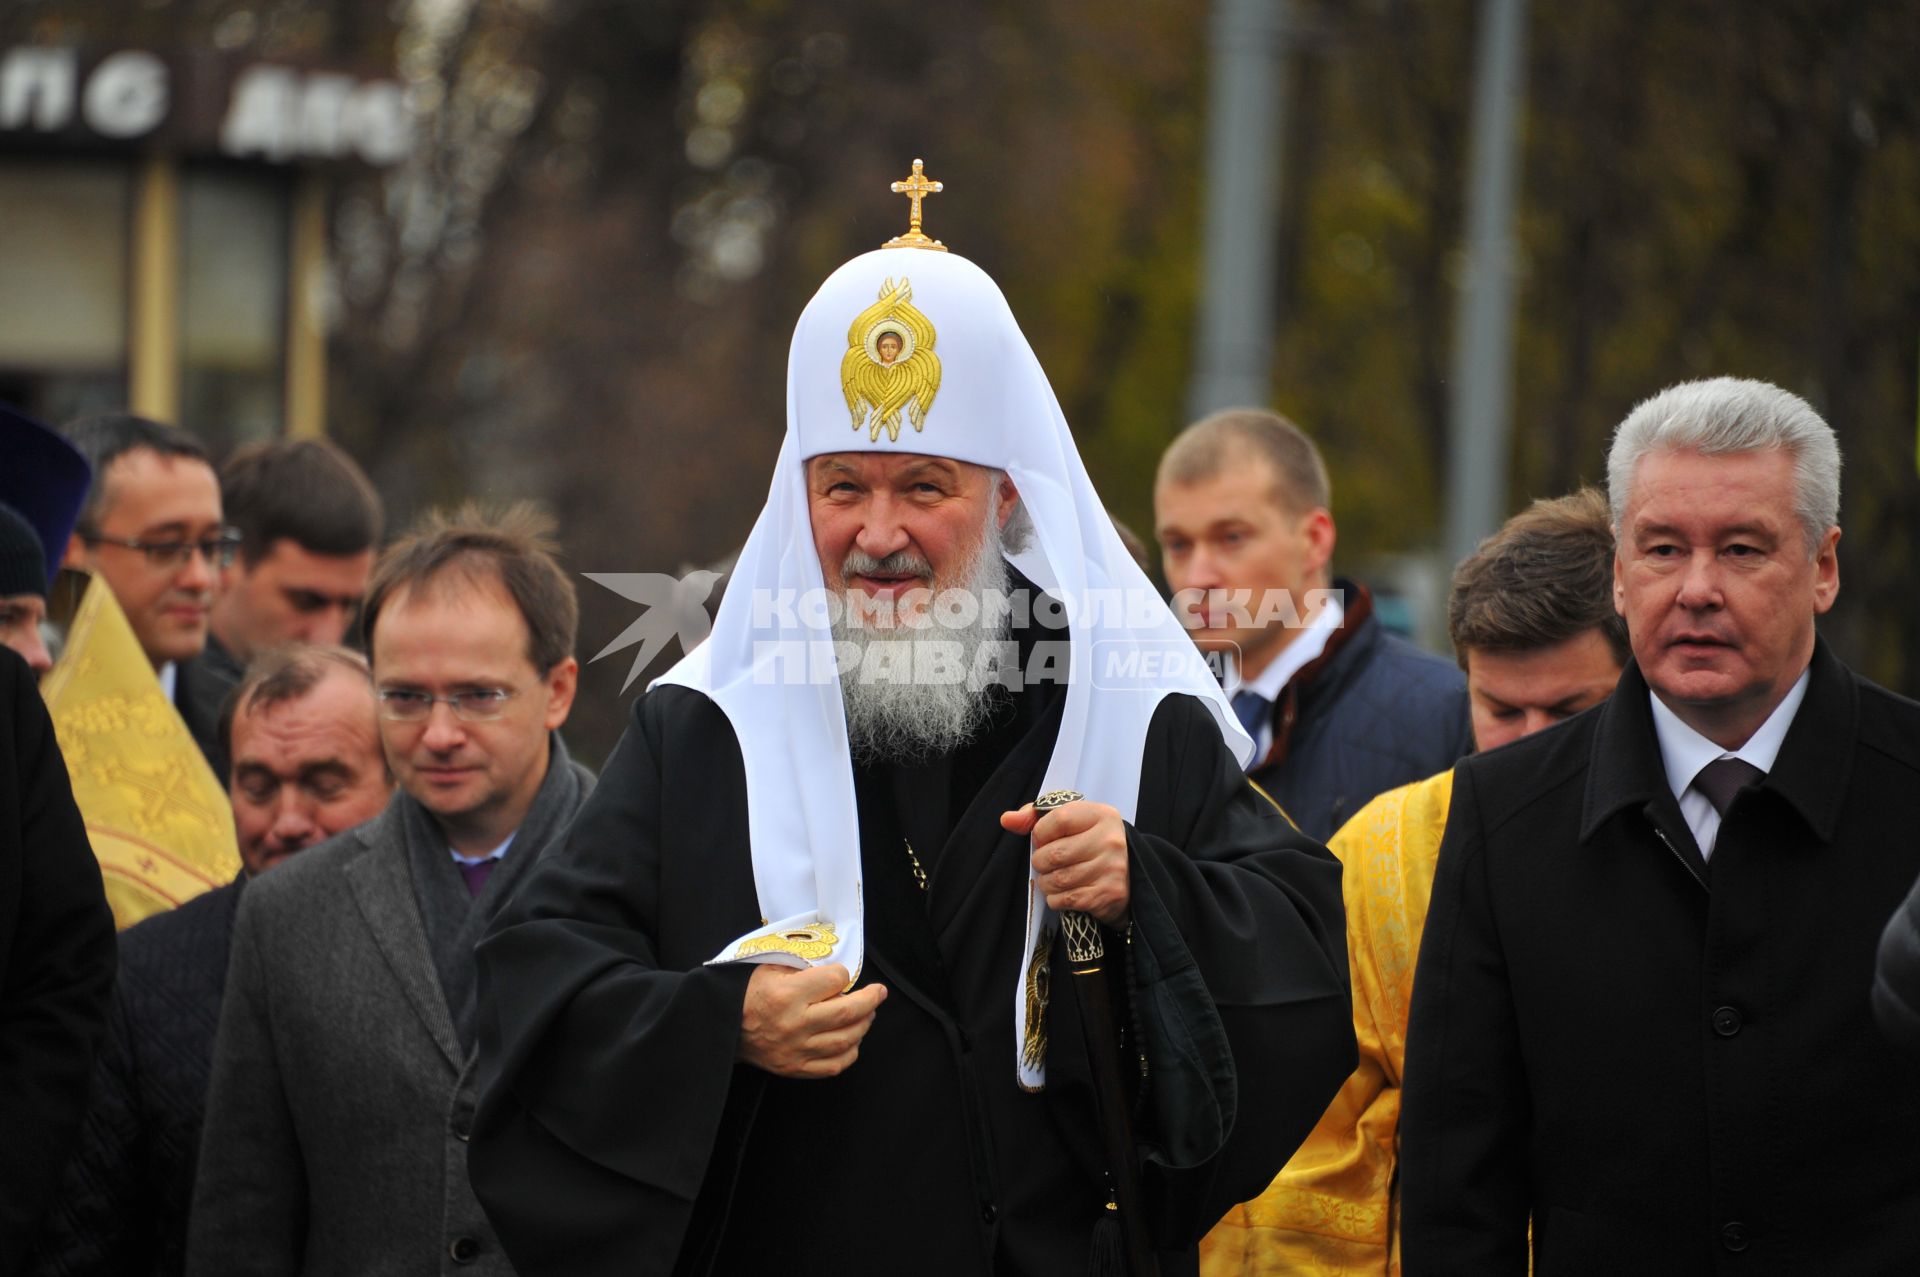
[84,529,244,570]
[377,687,520,723]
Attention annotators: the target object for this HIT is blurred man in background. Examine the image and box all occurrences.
[1155,408,1472,840]
[1203,488,1626,1275]
[60,415,237,778]
[31,646,392,1277]
[207,438,384,677]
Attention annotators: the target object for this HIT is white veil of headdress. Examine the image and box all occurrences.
[655,245,1251,1087]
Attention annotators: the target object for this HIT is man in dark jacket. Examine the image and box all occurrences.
[1400,377,1920,1273]
[29,646,392,1277]
[1155,409,1472,839]
[206,439,384,682]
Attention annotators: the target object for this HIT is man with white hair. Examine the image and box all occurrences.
[470,177,1356,1275]
[1399,377,1920,1272]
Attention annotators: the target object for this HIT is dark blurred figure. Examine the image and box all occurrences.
[60,415,235,778]
[1875,871,1920,1058]
[208,439,384,677]
[1401,378,1920,1273]
[28,646,391,1277]
[0,644,116,1271]
[1155,408,1472,839]
[189,505,589,1277]
[0,403,93,674]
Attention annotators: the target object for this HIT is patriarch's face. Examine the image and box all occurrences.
[807,452,1014,624]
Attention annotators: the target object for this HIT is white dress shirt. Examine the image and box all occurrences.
[450,832,515,869]
[158,660,178,702]
[1235,595,1345,763]
[1648,667,1811,860]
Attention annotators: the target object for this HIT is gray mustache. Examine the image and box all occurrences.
[842,550,934,579]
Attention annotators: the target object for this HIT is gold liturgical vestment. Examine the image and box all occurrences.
[1200,768,1454,1277]
[40,575,239,929]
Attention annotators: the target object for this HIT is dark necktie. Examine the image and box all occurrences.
[1693,757,1765,816]
[1231,691,1269,769]
[457,857,497,898]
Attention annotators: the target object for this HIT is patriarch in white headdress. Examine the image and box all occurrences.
[656,163,1251,1089]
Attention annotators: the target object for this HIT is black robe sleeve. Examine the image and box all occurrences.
[1121,692,1358,1243]
[469,688,758,1276]
[0,648,116,1271]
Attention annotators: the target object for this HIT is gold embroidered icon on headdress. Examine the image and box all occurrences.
[841,277,942,442]
[733,922,841,962]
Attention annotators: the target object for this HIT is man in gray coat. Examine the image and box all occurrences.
[189,504,590,1277]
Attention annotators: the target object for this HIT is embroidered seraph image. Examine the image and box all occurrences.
[733,922,841,962]
[841,276,942,441]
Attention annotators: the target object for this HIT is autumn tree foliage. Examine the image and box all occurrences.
[8,0,1917,759]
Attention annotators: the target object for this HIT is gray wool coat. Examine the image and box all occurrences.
[187,742,591,1277]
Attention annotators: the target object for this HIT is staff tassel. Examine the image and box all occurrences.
[1037,790,1161,1277]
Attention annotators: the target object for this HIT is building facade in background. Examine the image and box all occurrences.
[0,43,409,448]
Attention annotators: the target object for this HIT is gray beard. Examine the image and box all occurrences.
[833,518,1013,763]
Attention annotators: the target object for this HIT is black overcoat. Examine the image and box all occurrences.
[1400,640,1920,1275]
[29,878,243,1277]
[471,665,1356,1275]
[0,646,116,1270]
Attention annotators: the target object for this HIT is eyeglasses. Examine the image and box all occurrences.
[85,529,243,570]
[376,687,520,723]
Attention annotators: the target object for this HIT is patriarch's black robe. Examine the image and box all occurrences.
[471,626,1355,1276]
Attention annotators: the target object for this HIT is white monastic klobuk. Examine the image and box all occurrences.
[655,242,1253,1089]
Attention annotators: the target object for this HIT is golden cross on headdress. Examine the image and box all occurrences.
[883,158,948,252]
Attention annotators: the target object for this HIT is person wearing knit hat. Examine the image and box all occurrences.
[0,503,55,673]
